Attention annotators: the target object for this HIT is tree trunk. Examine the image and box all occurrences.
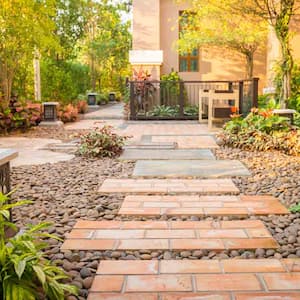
[0,61,13,108]
[91,55,96,92]
[278,39,293,108]
[274,2,294,108]
[245,52,254,79]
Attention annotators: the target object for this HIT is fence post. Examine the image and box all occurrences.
[252,77,259,108]
[129,81,136,120]
[239,81,244,115]
[179,81,184,117]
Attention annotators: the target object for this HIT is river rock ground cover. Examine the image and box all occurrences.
[10,130,300,299]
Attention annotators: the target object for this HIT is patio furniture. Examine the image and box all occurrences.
[0,149,18,221]
[273,109,296,125]
[199,89,239,130]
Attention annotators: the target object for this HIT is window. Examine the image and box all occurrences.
[179,49,199,72]
[179,11,199,72]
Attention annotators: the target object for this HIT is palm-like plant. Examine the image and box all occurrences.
[0,192,77,300]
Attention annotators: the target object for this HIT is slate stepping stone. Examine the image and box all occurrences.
[132,160,250,178]
[119,149,215,160]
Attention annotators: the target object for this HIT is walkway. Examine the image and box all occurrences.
[61,120,300,299]
[0,137,74,166]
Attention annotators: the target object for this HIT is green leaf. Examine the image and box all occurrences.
[33,265,46,285]
[14,259,26,279]
[0,209,10,220]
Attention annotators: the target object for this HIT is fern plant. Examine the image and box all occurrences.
[0,192,77,300]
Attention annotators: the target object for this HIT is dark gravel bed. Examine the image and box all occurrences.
[214,147,300,207]
[9,146,300,299]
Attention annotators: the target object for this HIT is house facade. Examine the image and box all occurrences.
[130,0,300,92]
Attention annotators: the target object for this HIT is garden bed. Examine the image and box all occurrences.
[8,144,300,299]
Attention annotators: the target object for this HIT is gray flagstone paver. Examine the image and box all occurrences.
[133,160,250,178]
[120,149,215,160]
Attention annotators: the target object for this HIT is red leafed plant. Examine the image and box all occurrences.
[76,125,130,158]
[0,99,41,133]
[77,100,88,114]
[58,104,78,123]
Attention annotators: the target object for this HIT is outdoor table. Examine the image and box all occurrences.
[273,109,296,125]
[0,149,18,220]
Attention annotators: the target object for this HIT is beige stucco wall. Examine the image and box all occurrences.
[160,0,267,90]
[131,0,300,91]
[132,0,160,50]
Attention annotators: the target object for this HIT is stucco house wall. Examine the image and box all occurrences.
[131,0,300,93]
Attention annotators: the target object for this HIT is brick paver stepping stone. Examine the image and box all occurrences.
[132,160,250,178]
[98,179,240,195]
[87,259,300,299]
[143,135,219,149]
[61,220,278,251]
[119,195,290,216]
[119,149,215,160]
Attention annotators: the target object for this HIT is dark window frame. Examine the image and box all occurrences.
[179,11,199,72]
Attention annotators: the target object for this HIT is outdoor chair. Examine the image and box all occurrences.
[199,88,239,130]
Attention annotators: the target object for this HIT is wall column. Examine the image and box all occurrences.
[130,0,163,79]
[266,25,281,89]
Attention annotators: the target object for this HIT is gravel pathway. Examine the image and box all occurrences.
[9,141,300,299]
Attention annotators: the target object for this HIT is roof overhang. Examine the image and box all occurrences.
[129,50,163,65]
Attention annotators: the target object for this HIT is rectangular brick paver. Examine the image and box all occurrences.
[99,179,240,195]
[61,220,278,251]
[195,274,261,291]
[235,293,300,300]
[119,195,289,216]
[126,275,193,292]
[88,259,300,300]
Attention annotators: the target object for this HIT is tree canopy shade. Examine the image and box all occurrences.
[79,0,132,92]
[232,0,300,107]
[0,0,132,104]
[0,0,59,106]
[54,0,87,60]
[176,0,268,79]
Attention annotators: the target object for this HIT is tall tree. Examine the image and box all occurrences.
[233,0,300,107]
[53,0,87,60]
[80,0,131,92]
[0,0,58,106]
[177,0,268,79]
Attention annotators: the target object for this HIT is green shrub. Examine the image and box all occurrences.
[294,112,300,127]
[96,93,109,105]
[274,62,300,111]
[160,71,188,106]
[258,94,279,109]
[41,59,90,104]
[0,192,77,300]
[219,108,300,156]
[76,125,129,158]
[123,86,130,104]
[184,105,199,116]
[148,105,179,117]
